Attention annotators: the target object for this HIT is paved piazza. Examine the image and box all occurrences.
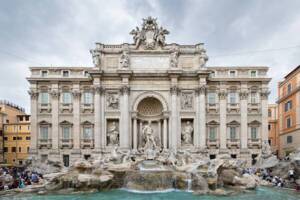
[27,17,271,166]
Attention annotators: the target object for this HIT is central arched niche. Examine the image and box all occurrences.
[136,97,164,149]
[137,97,163,117]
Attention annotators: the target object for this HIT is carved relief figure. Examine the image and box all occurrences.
[120,51,130,69]
[90,50,101,67]
[181,93,193,110]
[107,121,119,146]
[170,50,179,68]
[107,93,119,109]
[182,121,193,145]
[156,26,169,46]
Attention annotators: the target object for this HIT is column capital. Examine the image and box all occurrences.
[93,85,105,95]
[170,85,180,95]
[72,90,81,99]
[120,85,130,95]
[50,90,60,99]
[239,91,248,100]
[218,90,227,100]
[196,85,206,95]
[131,111,138,119]
[28,90,39,100]
[260,90,270,100]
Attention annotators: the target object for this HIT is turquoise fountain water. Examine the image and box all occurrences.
[1,187,300,200]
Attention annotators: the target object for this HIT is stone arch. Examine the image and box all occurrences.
[132,91,168,112]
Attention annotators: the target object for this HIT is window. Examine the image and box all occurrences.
[229,70,236,77]
[19,160,23,165]
[41,71,48,77]
[12,147,16,153]
[250,92,258,104]
[27,147,30,152]
[83,127,92,139]
[229,92,237,104]
[209,127,216,140]
[284,100,292,112]
[62,70,69,77]
[287,83,292,94]
[210,71,215,78]
[0,130,2,136]
[26,136,31,140]
[4,147,8,152]
[286,117,292,128]
[231,154,237,159]
[17,136,22,140]
[13,136,16,140]
[268,124,271,131]
[4,137,8,141]
[230,127,236,139]
[84,71,89,77]
[63,155,70,167]
[19,126,21,130]
[207,93,216,105]
[84,155,91,160]
[287,135,293,144]
[209,154,216,160]
[251,127,257,139]
[268,109,272,117]
[19,147,21,152]
[28,125,30,130]
[62,92,72,104]
[268,139,272,145]
[83,92,93,105]
[40,92,49,104]
[62,127,70,139]
[40,127,48,140]
[250,70,257,77]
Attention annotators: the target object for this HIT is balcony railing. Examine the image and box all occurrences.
[227,138,240,148]
[227,103,240,113]
[81,103,94,113]
[38,139,52,149]
[80,139,94,149]
[60,103,73,112]
[206,139,219,148]
[38,103,51,113]
[59,139,73,149]
[248,138,261,148]
[206,103,219,112]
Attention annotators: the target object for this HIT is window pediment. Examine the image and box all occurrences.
[38,120,51,126]
[227,120,240,126]
[59,120,73,126]
[207,120,219,126]
[248,120,261,126]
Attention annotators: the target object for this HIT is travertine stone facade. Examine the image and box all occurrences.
[27,17,271,166]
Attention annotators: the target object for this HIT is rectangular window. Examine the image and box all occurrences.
[62,127,70,139]
[287,135,293,144]
[4,137,8,141]
[287,83,292,94]
[284,100,292,112]
[250,92,257,104]
[268,109,272,117]
[83,92,93,104]
[230,127,236,139]
[83,127,92,139]
[251,127,257,139]
[84,71,89,77]
[229,71,236,77]
[27,147,30,152]
[62,70,69,77]
[26,136,31,140]
[268,124,271,131]
[63,155,70,167]
[62,92,72,104]
[41,71,48,77]
[40,127,48,140]
[4,147,8,152]
[19,147,21,152]
[250,70,257,77]
[40,92,49,104]
[286,117,292,128]
[229,92,237,104]
[207,93,216,105]
[12,147,16,153]
[13,136,16,140]
[209,127,216,140]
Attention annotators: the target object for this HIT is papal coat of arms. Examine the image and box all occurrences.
[130,16,169,49]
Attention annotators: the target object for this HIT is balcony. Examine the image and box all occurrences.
[227,139,240,149]
[207,139,219,148]
[60,103,73,113]
[59,139,73,149]
[80,139,94,149]
[227,103,240,113]
[248,138,261,148]
[38,103,51,113]
[38,139,52,149]
[81,103,94,113]
[248,103,260,112]
[206,103,219,113]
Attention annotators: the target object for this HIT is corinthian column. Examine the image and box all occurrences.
[120,85,130,149]
[261,87,269,144]
[94,85,102,150]
[170,86,178,150]
[198,85,207,148]
[240,89,248,149]
[219,89,227,150]
[72,87,81,150]
[28,87,38,156]
[50,84,59,151]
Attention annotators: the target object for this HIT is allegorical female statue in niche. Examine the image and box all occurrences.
[181,121,193,144]
[107,121,119,146]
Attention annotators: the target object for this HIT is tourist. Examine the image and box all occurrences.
[288,168,295,182]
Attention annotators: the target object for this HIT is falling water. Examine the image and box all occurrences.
[186,178,192,192]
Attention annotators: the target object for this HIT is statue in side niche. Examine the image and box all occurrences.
[107,121,119,145]
[182,121,193,144]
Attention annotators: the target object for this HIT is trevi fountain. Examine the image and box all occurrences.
[2,17,300,199]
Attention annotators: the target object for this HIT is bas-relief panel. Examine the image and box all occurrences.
[130,56,169,69]
[106,92,119,110]
[104,57,119,69]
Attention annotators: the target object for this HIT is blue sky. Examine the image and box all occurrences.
[1,0,300,112]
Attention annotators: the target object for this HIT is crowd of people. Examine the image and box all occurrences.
[0,167,43,191]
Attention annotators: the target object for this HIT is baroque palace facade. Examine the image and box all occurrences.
[28,17,270,166]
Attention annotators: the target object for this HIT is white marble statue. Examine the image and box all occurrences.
[107,94,119,109]
[90,50,101,67]
[182,121,193,144]
[120,51,130,68]
[170,50,179,68]
[142,121,157,150]
[107,121,119,145]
